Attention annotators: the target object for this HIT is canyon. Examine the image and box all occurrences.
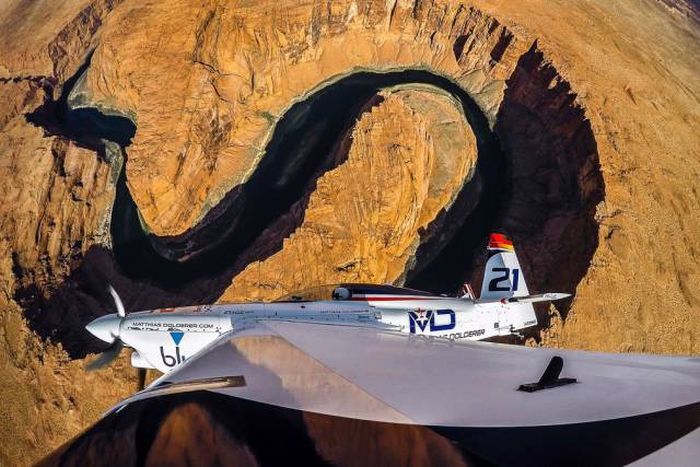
[0,0,698,464]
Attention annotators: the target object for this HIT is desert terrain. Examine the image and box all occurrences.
[0,0,698,464]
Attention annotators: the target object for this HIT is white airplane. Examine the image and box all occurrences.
[85,233,570,375]
[81,233,700,465]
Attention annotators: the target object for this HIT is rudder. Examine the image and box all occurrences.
[480,233,530,301]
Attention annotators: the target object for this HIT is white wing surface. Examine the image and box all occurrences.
[112,320,699,425]
[102,320,699,465]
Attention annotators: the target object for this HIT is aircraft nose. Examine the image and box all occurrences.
[85,314,121,343]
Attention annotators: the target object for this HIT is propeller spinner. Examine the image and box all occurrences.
[84,285,148,389]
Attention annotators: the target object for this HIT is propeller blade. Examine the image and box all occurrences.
[137,368,147,391]
[108,285,126,318]
[85,340,124,371]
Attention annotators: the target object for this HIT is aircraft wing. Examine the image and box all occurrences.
[105,320,699,465]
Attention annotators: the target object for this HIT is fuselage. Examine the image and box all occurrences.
[86,234,564,375]
[87,296,533,374]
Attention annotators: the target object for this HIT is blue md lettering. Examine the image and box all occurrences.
[409,309,456,334]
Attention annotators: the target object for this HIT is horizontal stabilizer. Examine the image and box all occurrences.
[477,292,571,304]
[503,293,571,304]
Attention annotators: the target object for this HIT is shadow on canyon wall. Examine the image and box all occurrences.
[409,43,604,335]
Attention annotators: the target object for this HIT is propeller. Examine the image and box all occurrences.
[85,340,124,371]
[85,285,126,366]
[108,284,126,318]
[85,285,151,390]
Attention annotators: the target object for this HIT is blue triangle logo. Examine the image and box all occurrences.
[170,331,184,345]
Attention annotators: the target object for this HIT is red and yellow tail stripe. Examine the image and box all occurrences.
[488,233,514,251]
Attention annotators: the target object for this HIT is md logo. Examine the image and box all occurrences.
[408,309,456,334]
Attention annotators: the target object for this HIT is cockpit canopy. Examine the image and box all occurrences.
[273,283,436,302]
[332,287,352,300]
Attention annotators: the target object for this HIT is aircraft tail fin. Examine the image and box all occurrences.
[479,233,529,301]
[478,234,571,332]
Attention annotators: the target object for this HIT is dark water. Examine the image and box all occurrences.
[26,52,136,149]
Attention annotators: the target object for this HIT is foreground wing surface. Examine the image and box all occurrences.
[117,320,699,428]
[93,321,700,465]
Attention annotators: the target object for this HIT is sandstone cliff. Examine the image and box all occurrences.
[0,0,698,464]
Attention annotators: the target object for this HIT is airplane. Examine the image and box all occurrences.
[79,233,700,465]
[85,233,570,375]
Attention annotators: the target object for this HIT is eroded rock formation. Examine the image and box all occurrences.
[223,87,477,301]
[1,0,698,464]
[78,0,528,237]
